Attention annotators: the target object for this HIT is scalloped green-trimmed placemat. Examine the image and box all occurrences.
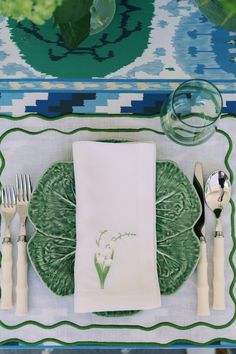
[0,117,235,348]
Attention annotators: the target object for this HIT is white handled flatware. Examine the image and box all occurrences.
[1,186,16,309]
[193,162,210,316]
[16,174,32,316]
[205,170,231,310]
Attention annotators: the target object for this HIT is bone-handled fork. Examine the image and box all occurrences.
[1,186,16,309]
[16,174,31,316]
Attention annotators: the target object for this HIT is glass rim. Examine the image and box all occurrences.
[171,79,223,129]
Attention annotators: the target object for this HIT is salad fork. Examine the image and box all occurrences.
[16,174,31,316]
[1,185,16,309]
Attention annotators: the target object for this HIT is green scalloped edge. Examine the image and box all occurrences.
[0,116,235,348]
[0,337,235,347]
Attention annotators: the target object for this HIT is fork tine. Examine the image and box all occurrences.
[18,174,23,202]
[1,187,5,207]
[16,175,20,201]
[7,186,11,207]
[10,186,16,207]
[6,186,11,208]
[8,186,12,208]
[22,174,27,202]
[8,186,13,208]
[26,175,31,200]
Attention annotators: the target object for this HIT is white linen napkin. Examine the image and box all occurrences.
[73,141,161,313]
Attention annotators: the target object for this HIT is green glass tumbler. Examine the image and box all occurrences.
[160,79,223,146]
[90,0,116,35]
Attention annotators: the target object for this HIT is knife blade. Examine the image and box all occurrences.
[193,162,206,241]
[193,162,210,316]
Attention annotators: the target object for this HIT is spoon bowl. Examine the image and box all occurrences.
[205,170,231,218]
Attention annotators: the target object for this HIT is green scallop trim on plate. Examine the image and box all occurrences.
[0,122,235,348]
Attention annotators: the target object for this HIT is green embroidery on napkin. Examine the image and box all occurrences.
[94,230,136,289]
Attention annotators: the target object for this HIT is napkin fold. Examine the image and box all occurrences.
[73,141,161,313]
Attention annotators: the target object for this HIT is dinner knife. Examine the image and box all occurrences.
[193,162,210,316]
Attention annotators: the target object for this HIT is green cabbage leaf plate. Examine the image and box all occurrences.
[28,161,201,310]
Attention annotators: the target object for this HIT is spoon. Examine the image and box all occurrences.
[205,170,231,310]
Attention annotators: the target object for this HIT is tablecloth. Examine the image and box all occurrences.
[0,0,235,345]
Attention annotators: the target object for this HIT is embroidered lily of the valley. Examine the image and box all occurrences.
[94,230,136,289]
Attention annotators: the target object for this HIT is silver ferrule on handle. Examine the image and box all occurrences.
[19,221,26,240]
[2,222,11,243]
[18,235,27,242]
[2,236,11,244]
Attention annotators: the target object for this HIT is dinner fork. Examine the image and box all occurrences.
[1,185,16,309]
[16,174,31,316]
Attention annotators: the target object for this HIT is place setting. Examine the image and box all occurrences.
[0,0,235,348]
[0,79,235,348]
